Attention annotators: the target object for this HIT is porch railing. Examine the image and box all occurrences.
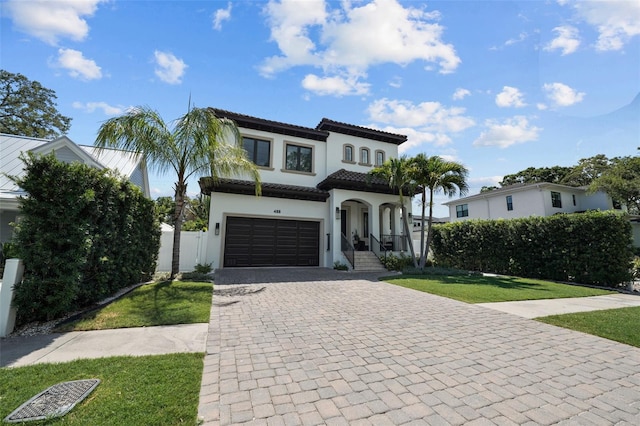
[369,233,388,262]
[341,233,355,269]
[380,234,407,252]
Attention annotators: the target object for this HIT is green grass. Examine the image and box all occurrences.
[537,306,640,348]
[385,274,614,303]
[58,281,213,331]
[0,353,203,425]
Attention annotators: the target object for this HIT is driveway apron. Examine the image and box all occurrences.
[199,274,640,425]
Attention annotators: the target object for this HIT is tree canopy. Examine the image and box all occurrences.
[0,70,71,138]
[589,156,640,215]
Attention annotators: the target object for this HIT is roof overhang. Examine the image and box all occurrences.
[210,108,329,142]
[199,177,330,202]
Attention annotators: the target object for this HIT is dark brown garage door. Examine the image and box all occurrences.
[224,217,320,267]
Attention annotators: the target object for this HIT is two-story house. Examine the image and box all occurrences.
[0,134,150,247]
[443,182,640,248]
[198,109,412,270]
[443,182,623,222]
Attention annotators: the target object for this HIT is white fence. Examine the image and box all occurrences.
[156,230,209,273]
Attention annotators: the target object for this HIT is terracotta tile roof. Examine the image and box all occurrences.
[199,177,330,202]
[316,118,408,145]
[210,108,329,141]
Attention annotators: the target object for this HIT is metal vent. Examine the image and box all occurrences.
[4,379,100,423]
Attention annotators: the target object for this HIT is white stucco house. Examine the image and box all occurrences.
[0,134,150,246]
[198,109,414,270]
[442,182,640,247]
[442,182,624,222]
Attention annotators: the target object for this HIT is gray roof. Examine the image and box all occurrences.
[0,133,143,193]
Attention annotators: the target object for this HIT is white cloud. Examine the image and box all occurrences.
[536,103,548,110]
[302,74,370,96]
[389,76,402,88]
[566,0,640,51]
[261,0,460,96]
[212,3,232,31]
[473,116,541,148]
[154,51,187,84]
[544,25,580,55]
[72,101,126,116]
[4,0,106,45]
[55,48,102,80]
[495,86,526,108]
[367,98,475,152]
[452,88,470,100]
[543,82,585,107]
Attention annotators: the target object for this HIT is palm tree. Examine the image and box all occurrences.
[96,105,260,279]
[411,154,468,269]
[370,156,418,267]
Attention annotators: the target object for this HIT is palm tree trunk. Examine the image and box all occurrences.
[401,204,418,268]
[424,188,435,269]
[418,189,427,269]
[171,180,187,279]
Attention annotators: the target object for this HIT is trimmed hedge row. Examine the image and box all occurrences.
[11,153,160,323]
[431,211,634,287]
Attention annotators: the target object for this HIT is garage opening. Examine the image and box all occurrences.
[224,217,320,267]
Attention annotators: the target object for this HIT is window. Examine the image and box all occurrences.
[506,195,513,211]
[285,144,313,172]
[344,145,354,162]
[243,137,271,167]
[360,148,370,165]
[375,150,385,166]
[456,204,469,218]
[551,191,562,208]
[572,194,576,206]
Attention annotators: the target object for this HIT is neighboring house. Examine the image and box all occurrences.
[198,109,412,270]
[443,182,639,247]
[443,182,624,222]
[0,134,150,246]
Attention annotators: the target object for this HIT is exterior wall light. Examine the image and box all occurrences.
[335,207,340,219]
[215,223,220,235]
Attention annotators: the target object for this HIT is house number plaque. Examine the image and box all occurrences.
[274,209,281,214]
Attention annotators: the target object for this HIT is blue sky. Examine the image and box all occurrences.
[2,0,638,217]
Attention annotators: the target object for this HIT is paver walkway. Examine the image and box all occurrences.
[199,277,640,425]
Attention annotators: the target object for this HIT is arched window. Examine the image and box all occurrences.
[375,150,385,166]
[343,145,354,162]
[360,148,370,165]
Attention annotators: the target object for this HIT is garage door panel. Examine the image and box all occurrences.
[224,217,319,267]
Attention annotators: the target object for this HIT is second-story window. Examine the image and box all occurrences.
[360,148,370,165]
[506,195,513,211]
[285,144,313,172]
[375,150,385,166]
[344,145,354,162]
[243,137,271,167]
[551,191,562,208]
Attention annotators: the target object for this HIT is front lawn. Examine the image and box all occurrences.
[57,280,213,331]
[537,306,640,348]
[385,274,614,303]
[0,353,203,425]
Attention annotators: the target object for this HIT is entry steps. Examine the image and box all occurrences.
[353,251,387,272]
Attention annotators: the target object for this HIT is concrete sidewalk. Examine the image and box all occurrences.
[0,323,207,368]
[2,293,639,369]
[478,293,640,319]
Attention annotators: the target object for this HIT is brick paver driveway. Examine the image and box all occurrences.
[199,270,640,425]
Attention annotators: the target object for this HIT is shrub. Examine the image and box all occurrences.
[193,263,213,274]
[333,261,349,271]
[10,153,160,323]
[431,211,634,287]
[381,253,415,271]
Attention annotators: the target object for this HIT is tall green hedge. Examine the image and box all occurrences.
[431,211,633,287]
[10,153,160,323]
